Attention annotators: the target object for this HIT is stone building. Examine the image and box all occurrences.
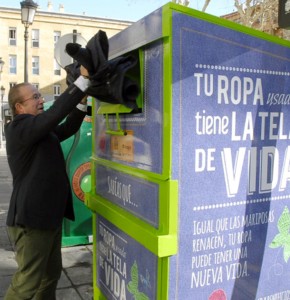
[0,4,131,103]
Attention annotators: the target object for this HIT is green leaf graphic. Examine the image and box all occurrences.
[127,281,138,295]
[135,292,150,300]
[127,260,149,300]
[277,207,290,235]
[127,261,138,295]
[269,233,288,248]
[269,206,290,263]
[283,242,290,263]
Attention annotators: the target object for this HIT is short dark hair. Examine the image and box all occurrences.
[8,83,31,117]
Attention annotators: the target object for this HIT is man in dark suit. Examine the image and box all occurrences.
[4,67,90,300]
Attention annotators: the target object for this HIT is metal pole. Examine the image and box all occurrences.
[0,95,3,149]
[24,25,29,82]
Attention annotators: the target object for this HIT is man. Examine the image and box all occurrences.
[4,68,90,300]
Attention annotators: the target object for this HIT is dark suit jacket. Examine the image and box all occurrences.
[5,84,87,230]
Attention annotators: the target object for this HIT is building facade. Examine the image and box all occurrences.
[0,5,131,148]
[0,5,131,103]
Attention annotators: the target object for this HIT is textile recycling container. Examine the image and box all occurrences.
[85,3,290,299]
[45,100,93,247]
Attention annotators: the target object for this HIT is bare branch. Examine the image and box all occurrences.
[202,0,211,12]
[232,0,282,37]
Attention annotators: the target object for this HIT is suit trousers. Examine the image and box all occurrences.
[4,226,62,300]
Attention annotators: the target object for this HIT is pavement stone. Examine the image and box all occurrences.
[0,153,94,300]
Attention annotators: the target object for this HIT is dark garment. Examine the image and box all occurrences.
[5,84,86,230]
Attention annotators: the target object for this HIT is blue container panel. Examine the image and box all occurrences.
[170,11,290,299]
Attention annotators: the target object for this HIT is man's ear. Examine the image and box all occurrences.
[15,102,24,115]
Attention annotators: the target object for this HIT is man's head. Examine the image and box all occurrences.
[8,83,45,117]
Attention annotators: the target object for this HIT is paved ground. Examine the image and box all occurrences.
[0,149,94,300]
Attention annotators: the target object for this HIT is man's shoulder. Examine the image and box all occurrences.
[8,114,32,123]
[4,114,34,140]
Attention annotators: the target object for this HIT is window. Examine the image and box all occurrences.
[9,55,17,74]
[9,82,17,89]
[54,59,61,75]
[9,28,16,46]
[32,56,39,75]
[54,31,61,44]
[54,85,61,100]
[32,29,39,47]
[32,83,39,90]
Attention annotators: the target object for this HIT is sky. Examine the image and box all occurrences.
[1,0,236,21]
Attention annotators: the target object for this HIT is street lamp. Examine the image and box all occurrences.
[0,86,5,150]
[20,0,38,83]
[0,58,4,81]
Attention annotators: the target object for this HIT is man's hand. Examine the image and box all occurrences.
[80,96,88,104]
[80,66,89,78]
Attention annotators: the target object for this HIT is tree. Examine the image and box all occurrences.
[233,0,279,35]
[172,0,190,7]
[169,0,289,38]
[172,0,209,11]
[201,0,212,12]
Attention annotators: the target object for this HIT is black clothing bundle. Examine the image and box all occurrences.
[65,30,139,110]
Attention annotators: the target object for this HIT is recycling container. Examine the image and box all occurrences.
[44,100,93,247]
[61,109,93,247]
[86,2,290,299]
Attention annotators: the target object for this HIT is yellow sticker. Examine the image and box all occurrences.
[111,130,134,162]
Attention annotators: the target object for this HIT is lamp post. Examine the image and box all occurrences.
[0,58,4,150]
[0,86,5,150]
[0,57,4,81]
[20,0,38,83]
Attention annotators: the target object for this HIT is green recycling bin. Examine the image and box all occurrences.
[45,99,93,247]
[86,2,290,299]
